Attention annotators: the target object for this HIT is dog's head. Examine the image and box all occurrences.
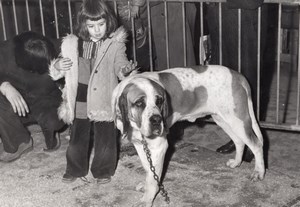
[112,76,169,139]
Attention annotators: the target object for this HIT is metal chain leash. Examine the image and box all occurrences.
[141,136,170,204]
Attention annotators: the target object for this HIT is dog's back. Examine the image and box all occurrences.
[148,65,252,125]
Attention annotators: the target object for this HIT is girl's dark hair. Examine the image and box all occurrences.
[14,31,57,74]
[76,0,118,41]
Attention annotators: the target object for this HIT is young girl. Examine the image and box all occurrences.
[49,0,136,183]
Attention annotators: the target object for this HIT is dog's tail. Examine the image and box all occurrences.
[244,82,264,145]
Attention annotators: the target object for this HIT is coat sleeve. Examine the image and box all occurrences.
[49,34,78,81]
[113,42,136,80]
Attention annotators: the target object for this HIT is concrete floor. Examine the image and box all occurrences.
[1,121,299,207]
[170,121,300,207]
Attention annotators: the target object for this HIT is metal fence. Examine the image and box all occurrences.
[1,0,300,132]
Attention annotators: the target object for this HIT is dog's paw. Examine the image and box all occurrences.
[226,159,241,168]
[249,170,265,182]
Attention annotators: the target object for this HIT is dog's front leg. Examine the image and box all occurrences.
[132,132,168,207]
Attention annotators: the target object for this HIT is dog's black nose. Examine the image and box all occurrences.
[150,115,162,125]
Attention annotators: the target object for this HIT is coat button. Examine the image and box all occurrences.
[93,88,97,91]
[95,70,98,73]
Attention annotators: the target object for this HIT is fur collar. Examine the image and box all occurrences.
[108,26,128,44]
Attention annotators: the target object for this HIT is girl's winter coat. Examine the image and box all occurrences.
[49,27,131,124]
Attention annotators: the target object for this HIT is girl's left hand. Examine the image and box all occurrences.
[120,60,138,78]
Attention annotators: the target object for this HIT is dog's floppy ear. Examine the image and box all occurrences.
[162,91,170,134]
[152,80,170,135]
[117,91,131,137]
[162,92,168,121]
[112,81,132,139]
[114,84,134,138]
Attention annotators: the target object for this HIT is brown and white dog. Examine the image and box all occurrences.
[112,65,265,207]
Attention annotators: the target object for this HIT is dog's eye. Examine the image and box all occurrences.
[156,96,163,108]
[135,99,145,108]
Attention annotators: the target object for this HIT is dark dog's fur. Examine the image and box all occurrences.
[14,31,57,74]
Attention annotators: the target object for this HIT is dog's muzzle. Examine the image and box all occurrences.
[149,114,163,136]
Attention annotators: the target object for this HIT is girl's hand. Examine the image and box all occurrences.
[0,82,29,117]
[54,57,73,71]
[121,60,138,77]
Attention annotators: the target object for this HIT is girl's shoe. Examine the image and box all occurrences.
[97,176,111,184]
[62,173,77,183]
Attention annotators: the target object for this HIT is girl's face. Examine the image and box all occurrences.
[86,18,107,42]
